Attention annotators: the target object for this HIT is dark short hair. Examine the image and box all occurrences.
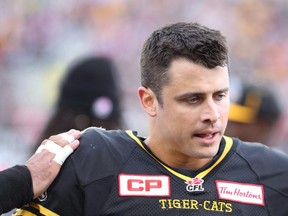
[140,22,229,105]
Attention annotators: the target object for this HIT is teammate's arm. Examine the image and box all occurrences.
[0,129,81,214]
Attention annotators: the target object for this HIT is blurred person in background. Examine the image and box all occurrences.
[33,56,124,152]
[225,77,282,147]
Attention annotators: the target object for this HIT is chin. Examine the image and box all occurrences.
[199,146,219,158]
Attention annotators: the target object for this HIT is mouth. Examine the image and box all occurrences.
[194,131,219,145]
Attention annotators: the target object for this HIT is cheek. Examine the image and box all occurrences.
[159,105,190,126]
[220,100,230,117]
[221,107,230,121]
[219,104,230,129]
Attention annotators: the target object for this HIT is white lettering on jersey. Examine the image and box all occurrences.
[216,180,264,206]
[119,174,170,197]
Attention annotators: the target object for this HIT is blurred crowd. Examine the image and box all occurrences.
[0,0,288,169]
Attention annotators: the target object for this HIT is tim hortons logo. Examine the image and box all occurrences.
[118,174,170,197]
[215,180,264,206]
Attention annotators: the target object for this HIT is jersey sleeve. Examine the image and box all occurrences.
[0,165,33,214]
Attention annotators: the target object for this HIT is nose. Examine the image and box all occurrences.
[200,99,220,124]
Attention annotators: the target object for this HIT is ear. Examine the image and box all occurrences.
[138,86,157,117]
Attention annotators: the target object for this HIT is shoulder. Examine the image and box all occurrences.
[71,127,138,184]
[235,138,288,185]
[235,138,288,165]
[74,126,137,159]
[80,126,130,144]
[234,138,288,209]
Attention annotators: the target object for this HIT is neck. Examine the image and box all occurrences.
[144,137,213,170]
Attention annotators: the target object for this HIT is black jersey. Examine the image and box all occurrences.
[13,127,288,216]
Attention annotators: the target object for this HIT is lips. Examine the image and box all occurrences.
[194,130,219,138]
[195,133,215,138]
[194,131,220,145]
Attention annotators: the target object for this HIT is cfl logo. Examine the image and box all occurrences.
[186,184,204,192]
[185,177,205,193]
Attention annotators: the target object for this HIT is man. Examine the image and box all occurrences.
[0,129,80,214]
[14,22,288,215]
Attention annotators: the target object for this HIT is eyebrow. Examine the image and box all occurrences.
[174,88,229,100]
[214,87,229,94]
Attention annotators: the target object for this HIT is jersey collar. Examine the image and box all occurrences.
[126,130,233,181]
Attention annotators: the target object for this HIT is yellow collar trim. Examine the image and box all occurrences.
[126,130,233,181]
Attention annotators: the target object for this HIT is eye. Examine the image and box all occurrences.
[214,92,226,101]
[187,96,200,104]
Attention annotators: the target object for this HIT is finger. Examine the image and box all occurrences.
[36,130,81,154]
[49,143,79,167]
[65,129,81,141]
[69,140,80,151]
[35,140,62,154]
[52,136,80,165]
[34,129,81,165]
[59,133,75,143]
[52,145,74,165]
[69,129,81,140]
[44,140,63,154]
[35,144,45,153]
[49,129,81,147]
[34,140,76,166]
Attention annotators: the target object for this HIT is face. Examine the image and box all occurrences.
[139,58,230,167]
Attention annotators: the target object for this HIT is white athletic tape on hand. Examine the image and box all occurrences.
[35,139,75,165]
[35,140,62,154]
[53,145,74,165]
[60,133,75,143]
[43,140,63,154]
[36,145,44,153]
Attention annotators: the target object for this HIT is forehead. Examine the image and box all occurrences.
[166,59,229,92]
